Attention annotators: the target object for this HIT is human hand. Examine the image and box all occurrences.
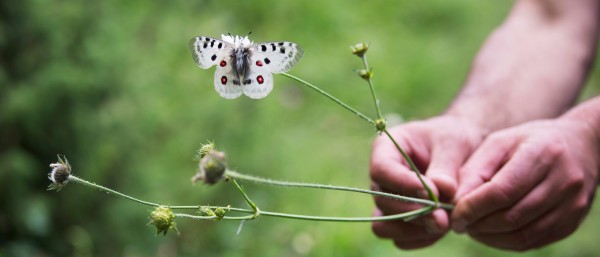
[370,116,483,249]
[452,119,600,251]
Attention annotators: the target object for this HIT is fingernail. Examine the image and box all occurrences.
[425,218,442,235]
[452,219,467,234]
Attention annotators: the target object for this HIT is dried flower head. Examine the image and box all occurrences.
[191,151,227,185]
[48,155,72,191]
[356,68,373,81]
[350,42,369,57]
[149,206,177,236]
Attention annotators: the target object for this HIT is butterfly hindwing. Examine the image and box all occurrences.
[252,42,303,74]
[241,61,273,99]
[189,36,232,69]
[213,57,243,99]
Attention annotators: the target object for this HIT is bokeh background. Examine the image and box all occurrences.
[2,0,600,256]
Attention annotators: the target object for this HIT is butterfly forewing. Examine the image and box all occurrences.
[189,36,232,69]
[252,42,303,74]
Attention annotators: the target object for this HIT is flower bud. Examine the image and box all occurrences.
[149,206,176,236]
[191,151,227,185]
[356,68,373,81]
[48,155,72,191]
[375,118,387,131]
[199,206,215,217]
[350,42,369,57]
[214,205,230,221]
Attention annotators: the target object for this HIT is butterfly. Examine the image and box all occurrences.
[189,34,303,99]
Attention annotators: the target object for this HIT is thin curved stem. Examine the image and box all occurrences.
[68,176,160,208]
[230,178,260,219]
[361,55,383,120]
[226,170,451,210]
[381,129,439,204]
[280,72,375,125]
[175,206,434,222]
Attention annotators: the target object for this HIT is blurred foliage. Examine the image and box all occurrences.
[1,0,600,256]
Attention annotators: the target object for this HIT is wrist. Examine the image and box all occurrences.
[560,97,600,145]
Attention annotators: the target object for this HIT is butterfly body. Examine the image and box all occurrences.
[189,34,303,99]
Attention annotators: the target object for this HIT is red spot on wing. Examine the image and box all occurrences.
[221,76,228,85]
[257,75,264,84]
[220,60,227,67]
[256,60,263,66]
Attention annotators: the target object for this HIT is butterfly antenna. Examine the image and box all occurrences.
[247,31,252,36]
[228,32,232,37]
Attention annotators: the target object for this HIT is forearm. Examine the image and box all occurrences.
[446,0,600,134]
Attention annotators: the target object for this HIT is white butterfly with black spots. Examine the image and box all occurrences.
[189,34,303,99]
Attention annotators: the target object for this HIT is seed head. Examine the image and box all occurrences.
[149,206,177,236]
[191,151,227,185]
[351,42,369,57]
[48,155,72,191]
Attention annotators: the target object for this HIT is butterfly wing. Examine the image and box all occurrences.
[252,42,303,73]
[214,56,243,99]
[189,36,232,69]
[241,62,273,99]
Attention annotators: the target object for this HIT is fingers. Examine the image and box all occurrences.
[468,194,588,251]
[426,133,478,201]
[370,131,438,198]
[454,133,516,200]
[372,208,448,249]
[452,138,555,233]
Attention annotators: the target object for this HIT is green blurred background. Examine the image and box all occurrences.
[2,0,600,256]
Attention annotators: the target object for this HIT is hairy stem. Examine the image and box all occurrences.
[226,170,451,209]
[281,72,375,125]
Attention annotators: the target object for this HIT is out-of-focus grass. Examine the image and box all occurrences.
[1,0,599,256]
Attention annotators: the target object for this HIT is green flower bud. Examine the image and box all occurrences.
[191,151,227,185]
[149,206,176,236]
[214,205,230,221]
[356,68,373,81]
[199,206,215,217]
[375,118,387,131]
[350,42,369,57]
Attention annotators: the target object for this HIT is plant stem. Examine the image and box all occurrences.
[361,55,383,120]
[68,174,444,222]
[229,178,260,219]
[68,175,160,208]
[381,129,439,204]
[175,206,435,222]
[226,170,451,210]
[280,72,375,125]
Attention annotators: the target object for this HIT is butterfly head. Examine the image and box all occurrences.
[221,34,252,47]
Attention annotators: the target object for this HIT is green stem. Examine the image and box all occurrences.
[226,170,451,210]
[68,176,160,208]
[229,178,260,219]
[175,206,434,222]
[280,72,375,125]
[361,55,383,120]
[381,129,439,204]
[67,175,442,222]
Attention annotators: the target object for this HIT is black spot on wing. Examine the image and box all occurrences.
[243,79,251,85]
[218,42,223,49]
[278,42,284,46]
[211,54,217,61]
[264,58,271,64]
[205,37,210,41]
[271,43,276,51]
[288,42,293,46]
[261,45,267,51]
[203,42,208,49]
[210,40,215,47]
[280,47,285,54]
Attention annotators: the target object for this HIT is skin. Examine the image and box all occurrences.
[371,0,600,251]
